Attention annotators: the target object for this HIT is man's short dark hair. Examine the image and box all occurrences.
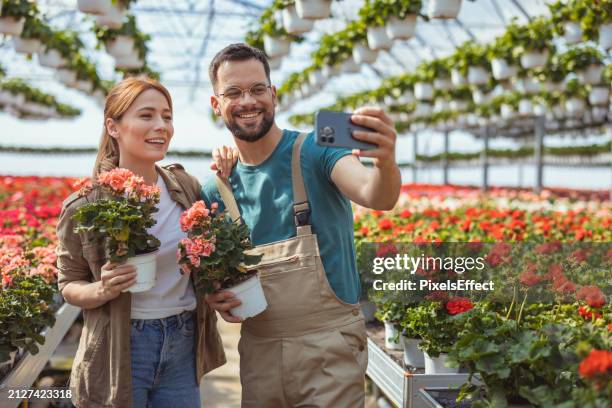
[209,43,270,91]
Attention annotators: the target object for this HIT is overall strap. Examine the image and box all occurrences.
[215,175,242,224]
[292,132,312,236]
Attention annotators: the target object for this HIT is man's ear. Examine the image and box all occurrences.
[105,117,119,138]
[270,85,277,107]
[210,95,221,116]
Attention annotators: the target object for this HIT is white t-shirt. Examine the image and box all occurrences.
[130,177,197,319]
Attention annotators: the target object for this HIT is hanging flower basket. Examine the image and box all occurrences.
[491,58,518,81]
[105,35,135,58]
[424,352,459,374]
[56,69,78,86]
[12,37,41,54]
[588,86,609,106]
[0,16,25,36]
[114,53,145,69]
[263,35,291,58]
[95,3,126,29]
[433,77,453,91]
[295,0,332,20]
[352,42,378,64]
[77,0,111,15]
[577,64,604,85]
[599,23,612,50]
[282,5,313,34]
[37,49,66,68]
[562,21,582,45]
[565,97,586,115]
[451,69,467,86]
[340,58,360,73]
[518,99,533,116]
[467,66,490,85]
[367,26,392,51]
[308,69,325,87]
[427,0,463,20]
[268,57,281,70]
[520,49,549,70]
[414,82,434,101]
[385,14,417,41]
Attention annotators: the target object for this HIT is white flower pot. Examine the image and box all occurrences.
[38,49,66,68]
[340,58,360,73]
[77,0,111,15]
[541,80,564,93]
[424,352,459,374]
[74,80,94,94]
[414,82,434,101]
[565,97,586,115]
[123,251,158,293]
[282,5,314,34]
[472,88,492,105]
[352,43,378,65]
[519,99,533,116]
[450,100,468,111]
[491,58,518,81]
[95,3,126,29]
[577,64,604,85]
[105,36,135,58]
[401,337,425,367]
[309,70,325,87]
[520,49,549,70]
[501,104,515,120]
[0,16,25,36]
[0,90,12,105]
[295,0,332,20]
[56,69,78,86]
[434,99,450,112]
[563,21,582,44]
[433,77,453,91]
[268,57,281,70]
[114,53,145,69]
[384,321,402,350]
[517,76,541,95]
[385,14,417,41]
[263,35,291,58]
[451,69,467,86]
[228,275,268,319]
[467,66,490,85]
[301,82,311,96]
[591,106,608,123]
[428,0,462,19]
[367,26,392,51]
[398,91,415,105]
[533,103,546,116]
[321,64,339,78]
[13,37,41,54]
[589,86,610,106]
[415,102,433,116]
[599,23,612,50]
[384,96,397,106]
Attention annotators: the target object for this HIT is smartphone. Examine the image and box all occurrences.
[315,110,377,151]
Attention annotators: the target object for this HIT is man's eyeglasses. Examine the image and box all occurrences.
[217,83,271,102]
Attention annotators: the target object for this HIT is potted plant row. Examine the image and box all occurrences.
[0,0,36,36]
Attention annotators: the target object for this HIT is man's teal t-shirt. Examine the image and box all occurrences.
[200,129,361,304]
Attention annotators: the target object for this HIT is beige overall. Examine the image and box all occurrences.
[216,133,368,408]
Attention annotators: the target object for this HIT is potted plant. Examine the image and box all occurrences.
[13,14,48,55]
[77,0,111,15]
[384,0,422,41]
[429,58,452,90]
[514,72,542,96]
[488,24,520,81]
[513,17,554,70]
[295,0,331,20]
[94,1,126,29]
[177,200,264,319]
[279,0,313,34]
[259,9,302,58]
[457,42,490,85]
[549,0,586,45]
[0,0,35,36]
[560,46,605,86]
[360,1,392,51]
[427,0,467,20]
[563,78,588,116]
[532,57,567,93]
[38,29,83,68]
[374,300,404,351]
[400,305,426,368]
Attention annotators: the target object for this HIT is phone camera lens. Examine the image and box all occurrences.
[321,136,328,142]
[328,136,335,143]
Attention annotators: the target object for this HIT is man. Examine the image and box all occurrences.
[203,43,401,407]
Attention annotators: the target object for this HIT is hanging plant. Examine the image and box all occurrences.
[19,14,50,40]
[558,46,604,73]
[40,29,84,59]
[0,0,37,19]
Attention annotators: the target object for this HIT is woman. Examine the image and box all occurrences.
[56,77,225,408]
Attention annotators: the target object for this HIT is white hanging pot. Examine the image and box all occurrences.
[414,82,434,101]
[384,321,402,350]
[122,251,158,293]
[340,58,360,73]
[301,82,311,96]
[263,35,291,58]
[591,106,608,123]
[501,104,515,120]
[466,113,479,126]
[95,3,126,29]
[415,102,433,116]
[12,37,41,54]
[385,14,417,41]
[433,77,453,91]
[367,26,393,51]
[434,99,450,113]
[114,53,145,69]
[519,99,533,116]
[588,86,610,106]
[74,80,94,94]
[565,97,586,115]
[551,104,566,119]
[467,66,490,85]
[424,352,459,374]
[577,64,604,85]
[295,0,332,20]
[563,21,582,45]
[38,49,67,68]
[517,76,541,95]
[520,49,549,70]
[451,69,467,86]
[541,80,564,93]
[105,35,135,58]
[0,90,13,105]
[401,337,425,368]
[384,95,397,106]
[491,58,518,81]
[282,5,314,34]
[472,88,492,105]
[308,70,325,87]
[599,23,612,50]
[398,91,415,105]
[0,16,25,36]
[77,0,112,15]
[352,43,378,64]
[533,103,546,116]
[268,57,281,70]
[228,275,268,319]
[321,64,339,78]
[56,69,78,86]
[450,100,468,111]
[428,0,463,19]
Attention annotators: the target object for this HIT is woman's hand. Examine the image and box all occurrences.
[96,261,137,301]
[210,146,239,179]
[205,291,243,323]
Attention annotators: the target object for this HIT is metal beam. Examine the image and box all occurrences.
[227,0,266,12]
[442,21,459,48]
[130,6,259,18]
[454,18,477,42]
[481,126,490,192]
[442,131,450,184]
[413,131,418,183]
[510,0,532,22]
[490,0,507,25]
[414,34,438,59]
[534,115,545,193]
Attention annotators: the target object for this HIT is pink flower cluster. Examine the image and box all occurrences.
[1,236,59,286]
[98,168,160,201]
[179,200,218,232]
[178,237,216,274]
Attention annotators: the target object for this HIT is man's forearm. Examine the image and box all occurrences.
[62,280,111,310]
[361,162,402,210]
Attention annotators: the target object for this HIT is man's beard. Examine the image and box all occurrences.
[224,109,275,143]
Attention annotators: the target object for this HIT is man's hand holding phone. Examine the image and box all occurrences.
[350,106,398,170]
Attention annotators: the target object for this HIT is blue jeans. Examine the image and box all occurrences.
[130,310,201,408]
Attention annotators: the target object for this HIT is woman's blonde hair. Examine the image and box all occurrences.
[92,77,173,178]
